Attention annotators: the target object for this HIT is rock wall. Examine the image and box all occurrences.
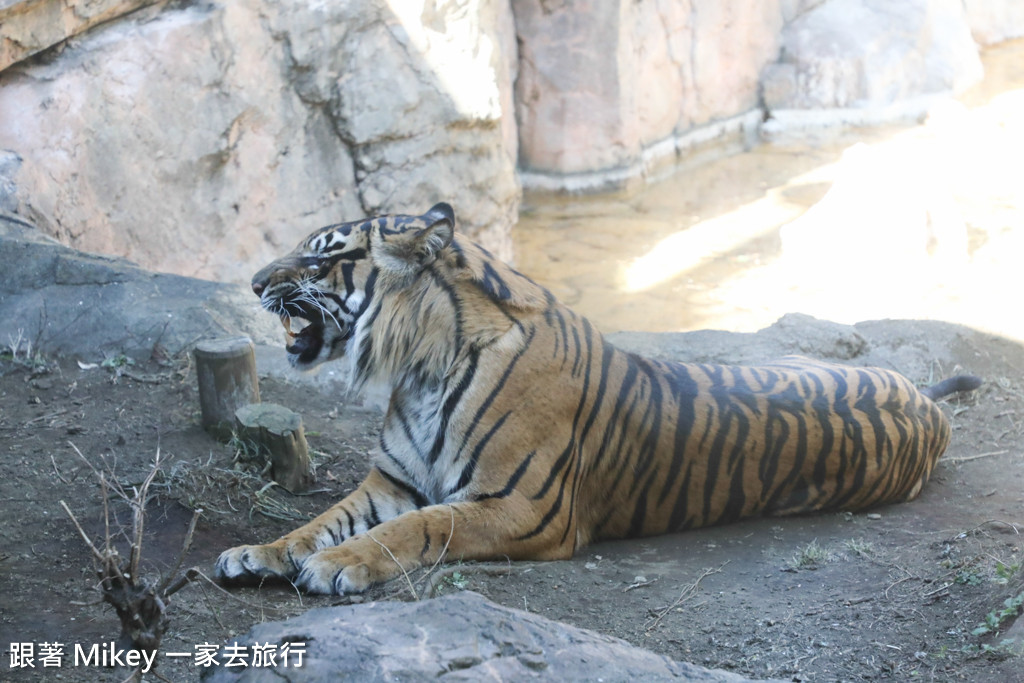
[0,0,160,71]
[516,0,1023,189]
[761,0,985,133]
[513,0,783,191]
[1,0,1022,277]
[0,0,519,283]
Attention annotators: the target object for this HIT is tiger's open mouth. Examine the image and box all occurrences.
[280,314,325,363]
[271,293,353,369]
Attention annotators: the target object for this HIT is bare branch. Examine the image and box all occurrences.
[59,500,105,564]
[159,509,202,594]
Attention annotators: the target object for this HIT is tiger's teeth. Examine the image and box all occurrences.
[280,315,295,338]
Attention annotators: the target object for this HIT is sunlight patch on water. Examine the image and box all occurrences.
[514,39,1024,342]
[621,172,826,294]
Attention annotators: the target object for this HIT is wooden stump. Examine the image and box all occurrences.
[235,403,314,493]
[194,336,260,441]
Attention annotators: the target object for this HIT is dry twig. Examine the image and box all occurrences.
[645,561,729,632]
[944,449,1009,464]
[59,443,206,676]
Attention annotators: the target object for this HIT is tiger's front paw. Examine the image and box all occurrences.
[294,547,375,595]
[214,539,317,584]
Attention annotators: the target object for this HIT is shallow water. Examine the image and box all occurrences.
[513,39,1024,342]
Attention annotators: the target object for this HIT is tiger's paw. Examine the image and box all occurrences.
[214,539,316,584]
[294,547,375,595]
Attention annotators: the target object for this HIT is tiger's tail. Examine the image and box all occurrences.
[920,374,983,401]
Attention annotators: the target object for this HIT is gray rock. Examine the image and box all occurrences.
[0,214,277,359]
[199,591,782,682]
[609,313,867,366]
[609,313,974,387]
[761,0,983,128]
[0,0,161,70]
[0,151,20,213]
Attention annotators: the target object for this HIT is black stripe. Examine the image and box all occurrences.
[657,362,699,506]
[474,450,537,501]
[455,325,537,462]
[366,494,381,528]
[570,325,582,377]
[377,467,430,508]
[449,239,469,268]
[577,336,615,449]
[715,368,755,525]
[628,472,656,536]
[560,327,615,542]
[591,352,641,470]
[419,521,432,557]
[449,411,513,496]
[533,320,595,500]
[428,349,480,465]
[393,401,421,455]
[667,458,697,531]
[517,463,574,541]
[380,437,417,483]
[762,373,826,512]
[627,359,666,498]
[605,390,643,486]
[699,367,730,525]
[427,265,464,351]
[341,261,357,294]
[478,261,512,301]
[352,270,380,383]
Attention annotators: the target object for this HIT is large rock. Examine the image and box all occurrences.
[761,0,983,128]
[0,213,277,358]
[0,0,160,71]
[200,591,781,682]
[513,0,782,190]
[324,0,520,260]
[0,0,518,284]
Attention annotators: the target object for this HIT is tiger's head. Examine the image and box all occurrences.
[251,203,458,370]
[254,203,549,389]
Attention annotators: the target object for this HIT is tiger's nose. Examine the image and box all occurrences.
[252,262,278,298]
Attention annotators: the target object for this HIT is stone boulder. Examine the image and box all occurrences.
[761,0,983,127]
[0,213,277,359]
[0,0,160,70]
[0,0,518,284]
[514,0,783,190]
[199,591,782,682]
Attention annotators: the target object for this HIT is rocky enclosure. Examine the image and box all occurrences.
[1,0,1023,281]
[1,227,1020,680]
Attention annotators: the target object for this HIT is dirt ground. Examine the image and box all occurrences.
[0,320,1022,683]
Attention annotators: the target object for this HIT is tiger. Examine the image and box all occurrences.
[215,202,981,595]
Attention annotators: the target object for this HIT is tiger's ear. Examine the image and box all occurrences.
[376,204,455,273]
[410,203,454,264]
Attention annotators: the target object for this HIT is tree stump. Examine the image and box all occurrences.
[194,337,260,441]
[234,403,314,493]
